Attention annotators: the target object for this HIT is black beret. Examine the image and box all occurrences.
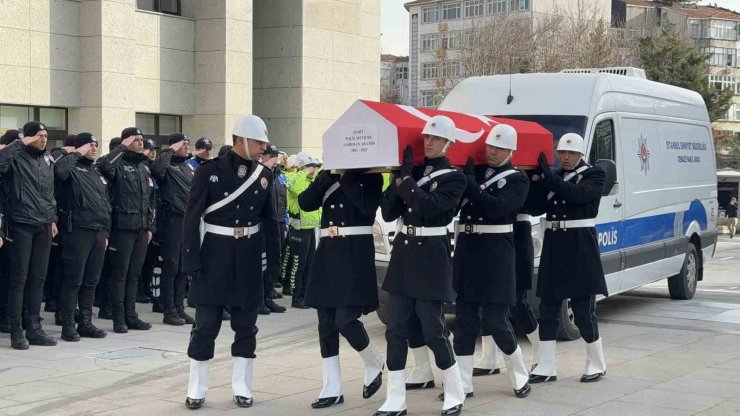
[121,127,143,140]
[0,129,23,145]
[168,133,188,146]
[74,132,98,148]
[195,137,213,150]
[218,145,233,157]
[23,121,46,138]
[63,134,77,147]
[144,138,160,150]
[109,137,122,151]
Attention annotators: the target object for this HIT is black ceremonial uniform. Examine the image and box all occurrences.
[299,171,383,358]
[183,152,279,361]
[54,150,111,339]
[535,160,607,343]
[0,138,57,346]
[381,156,465,372]
[97,144,156,331]
[150,149,195,317]
[453,163,528,357]
[0,173,8,332]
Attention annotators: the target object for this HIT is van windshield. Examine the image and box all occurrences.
[489,115,588,169]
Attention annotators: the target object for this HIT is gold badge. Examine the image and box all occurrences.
[261,177,268,189]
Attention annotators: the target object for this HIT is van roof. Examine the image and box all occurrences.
[438,72,710,123]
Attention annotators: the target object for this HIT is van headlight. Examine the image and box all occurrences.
[373,221,387,255]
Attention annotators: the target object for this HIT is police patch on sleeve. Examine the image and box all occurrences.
[261,177,268,189]
[209,175,219,183]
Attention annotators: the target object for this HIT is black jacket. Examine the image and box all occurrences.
[299,171,383,309]
[726,203,738,218]
[182,153,280,311]
[150,150,195,217]
[381,156,466,302]
[54,152,112,232]
[0,140,57,226]
[454,163,529,305]
[97,145,155,231]
[274,166,288,227]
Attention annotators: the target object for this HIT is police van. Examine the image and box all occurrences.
[373,68,718,339]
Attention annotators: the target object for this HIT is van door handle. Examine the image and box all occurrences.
[613,200,622,208]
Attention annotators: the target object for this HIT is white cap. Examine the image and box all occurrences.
[421,115,456,143]
[296,152,315,168]
[485,124,517,151]
[556,133,585,154]
[232,114,269,143]
[286,154,298,169]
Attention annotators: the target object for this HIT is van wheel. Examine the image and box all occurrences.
[668,244,698,300]
[376,301,390,325]
[557,299,580,341]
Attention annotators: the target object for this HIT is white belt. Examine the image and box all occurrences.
[545,219,595,230]
[516,214,531,222]
[457,224,513,234]
[203,223,261,239]
[397,223,448,237]
[320,226,373,238]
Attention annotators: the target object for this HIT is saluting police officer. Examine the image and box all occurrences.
[54,133,110,341]
[298,169,385,409]
[451,124,531,399]
[529,133,607,384]
[0,129,23,334]
[187,137,213,170]
[376,115,467,416]
[97,128,156,333]
[182,115,280,410]
[150,133,195,326]
[0,122,59,349]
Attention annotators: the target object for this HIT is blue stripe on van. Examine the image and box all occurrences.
[594,199,706,253]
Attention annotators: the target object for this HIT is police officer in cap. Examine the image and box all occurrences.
[451,124,531,399]
[144,138,160,162]
[98,127,156,333]
[0,121,59,349]
[151,133,196,326]
[187,137,213,170]
[0,129,24,334]
[258,144,286,314]
[182,114,280,409]
[376,115,466,416]
[55,133,110,341]
[298,167,385,409]
[529,133,607,384]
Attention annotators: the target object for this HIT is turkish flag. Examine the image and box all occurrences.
[322,100,554,170]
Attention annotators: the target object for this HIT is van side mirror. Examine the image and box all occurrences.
[595,159,617,196]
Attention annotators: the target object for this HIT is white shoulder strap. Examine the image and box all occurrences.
[548,165,590,200]
[417,168,456,187]
[459,169,518,208]
[203,164,264,217]
[322,181,341,204]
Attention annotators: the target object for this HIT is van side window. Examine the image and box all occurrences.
[589,119,615,164]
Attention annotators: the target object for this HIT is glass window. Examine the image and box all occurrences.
[464,0,484,18]
[421,63,440,80]
[395,66,409,80]
[420,90,443,108]
[443,61,464,78]
[422,6,439,23]
[421,34,439,52]
[441,31,460,49]
[442,3,461,20]
[39,108,66,130]
[705,47,739,67]
[159,115,180,134]
[511,0,529,11]
[709,75,738,93]
[709,20,738,41]
[0,105,32,131]
[137,0,180,15]
[589,119,616,164]
[690,20,701,39]
[136,113,157,136]
[135,113,183,146]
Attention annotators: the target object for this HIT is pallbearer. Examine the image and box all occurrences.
[298,169,385,409]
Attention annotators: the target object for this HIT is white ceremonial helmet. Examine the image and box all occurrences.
[421,115,456,143]
[232,115,269,143]
[556,133,585,154]
[485,124,517,151]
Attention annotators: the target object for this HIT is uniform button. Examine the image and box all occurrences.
[224,192,229,196]
[563,214,567,218]
[339,204,343,208]
[562,200,566,204]
[417,242,422,246]
[360,183,364,187]
[248,222,252,226]
[478,217,483,221]
[236,205,240,209]
[331,205,335,209]
[235,220,240,225]
[329,221,334,226]
[254,190,258,194]
[250,206,254,210]
[467,216,471,220]
[411,189,415,193]
[341,222,345,226]
[554,201,558,205]
[404,240,408,245]
[470,202,474,206]
[408,208,412,212]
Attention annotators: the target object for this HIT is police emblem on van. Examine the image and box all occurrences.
[637,133,650,175]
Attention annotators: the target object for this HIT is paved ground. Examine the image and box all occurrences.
[3,238,740,415]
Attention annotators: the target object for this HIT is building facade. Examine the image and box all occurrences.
[616,0,740,139]
[380,54,410,104]
[403,0,611,107]
[0,0,380,155]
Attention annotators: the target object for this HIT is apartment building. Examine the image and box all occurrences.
[380,54,410,104]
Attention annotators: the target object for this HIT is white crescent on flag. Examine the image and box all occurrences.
[396,105,490,143]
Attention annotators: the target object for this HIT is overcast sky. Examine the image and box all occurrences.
[380,0,740,57]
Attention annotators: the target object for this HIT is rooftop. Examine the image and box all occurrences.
[621,0,740,21]
[381,54,409,63]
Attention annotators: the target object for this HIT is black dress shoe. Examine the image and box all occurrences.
[98,305,112,320]
[472,367,501,376]
[311,395,344,408]
[437,392,474,401]
[405,380,434,390]
[442,404,463,416]
[291,300,310,309]
[152,303,165,313]
[257,305,271,315]
[374,411,407,416]
[234,395,253,408]
[266,299,286,313]
[528,374,557,384]
[282,287,293,296]
[514,383,531,398]
[363,371,383,398]
[271,289,283,299]
[185,397,204,409]
[580,372,605,383]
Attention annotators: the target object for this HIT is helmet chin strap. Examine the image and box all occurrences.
[433,140,453,159]
[495,150,513,168]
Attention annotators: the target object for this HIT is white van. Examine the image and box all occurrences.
[372,68,718,339]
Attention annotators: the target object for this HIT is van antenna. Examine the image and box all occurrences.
[507,56,514,105]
